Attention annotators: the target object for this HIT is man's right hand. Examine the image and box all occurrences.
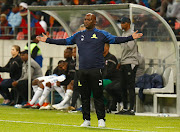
[36,33,48,42]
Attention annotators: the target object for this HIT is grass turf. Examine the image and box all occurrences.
[0,106,179,132]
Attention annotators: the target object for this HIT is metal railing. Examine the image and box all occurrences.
[0,26,179,41]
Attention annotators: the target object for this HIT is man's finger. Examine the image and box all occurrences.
[134,30,138,34]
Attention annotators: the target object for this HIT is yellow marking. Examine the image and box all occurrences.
[78,81,82,86]
[91,33,98,39]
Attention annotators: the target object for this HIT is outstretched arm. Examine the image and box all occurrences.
[114,30,143,44]
[36,33,74,45]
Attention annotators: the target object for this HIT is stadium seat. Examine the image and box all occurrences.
[136,67,175,113]
[154,67,164,75]
[56,31,65,39]
[52,31,57,39]
[63,32,69,39]
[16,32,24,40]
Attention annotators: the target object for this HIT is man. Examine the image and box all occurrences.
[69,47,81,111]
[12,50,43,104]
[115,17,139,115]
[102,43,121,112]
[24,34,43,67]
[36,13,143,127]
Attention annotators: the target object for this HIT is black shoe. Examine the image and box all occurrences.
[115,109,128,114]
[123,110,135,115]
[31,103,40,109]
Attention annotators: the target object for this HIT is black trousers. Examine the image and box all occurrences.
[120,64,138,110]
[105,79,122,103]
[77,68,105,121]
[71,71,80,107]
[16,80,28,102]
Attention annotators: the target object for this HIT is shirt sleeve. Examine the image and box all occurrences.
[101,30,134,44]
[46,32,79,45]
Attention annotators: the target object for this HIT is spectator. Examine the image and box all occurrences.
[24,34,43,67]
[115,17,139,115]
[1,4,11,19]
[19,2,45,37]
[160,0,168,17]
[166,0,180,21]
[12,50,43,104]
[35,11,47,32]
[0,14,13,39]
[31,0,46,6]
[8,4,22,33]
[0,45,22,105]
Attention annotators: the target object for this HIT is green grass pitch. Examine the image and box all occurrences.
[0,106,179,132]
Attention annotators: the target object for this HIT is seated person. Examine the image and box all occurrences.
[102,43,121,112]
[52,80,74,110]
[22,60,67,108]
[0,45,22,105]
[12,50,43,104]
[23,74,66,109]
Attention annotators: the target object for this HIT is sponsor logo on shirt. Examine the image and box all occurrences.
[91,33,98,39]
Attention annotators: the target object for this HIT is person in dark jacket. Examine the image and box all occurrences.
[0,45,22,105]
[36,13,143,127]
[102,43,121,112]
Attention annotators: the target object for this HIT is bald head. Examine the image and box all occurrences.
[86,13,96,21]
[84,13,96,30]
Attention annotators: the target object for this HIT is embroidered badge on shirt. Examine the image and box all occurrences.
[91,33,98,39]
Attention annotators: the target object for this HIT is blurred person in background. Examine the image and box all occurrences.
[24,34,43,67]
[8,4,22,33]
[0,14,13,39]
[0,45,22,105]
[0,4,11,19]
[18,2,45,38]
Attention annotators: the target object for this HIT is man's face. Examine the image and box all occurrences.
[121,22,128,30]
[12,6,19,13]
[84,14,95,29]
[20,53,28,62]
[64,49,72,59]
[58,62,64,70]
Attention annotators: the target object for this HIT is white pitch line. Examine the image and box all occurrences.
[156,127,175,128]
[0,119,156,132]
